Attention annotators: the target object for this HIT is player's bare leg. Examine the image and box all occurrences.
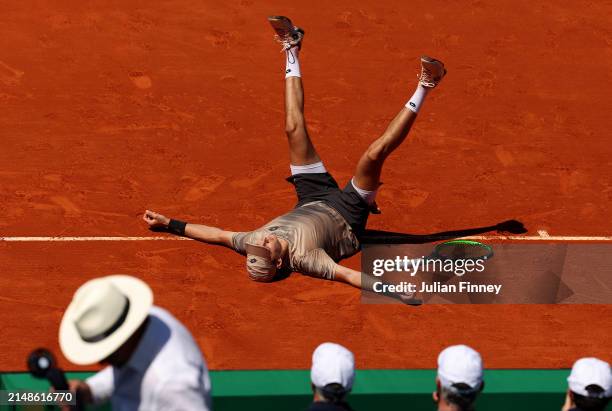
[285,74,320,165]
[334,57,447,305]
[352,56,446,192]
[269,16,321,166]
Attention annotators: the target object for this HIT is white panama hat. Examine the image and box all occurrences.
[59,275,153,365]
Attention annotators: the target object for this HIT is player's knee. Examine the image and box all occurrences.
[285,112,306,135]
[285,120,304,137]
[365,143,386,163]
[285,122,297,136]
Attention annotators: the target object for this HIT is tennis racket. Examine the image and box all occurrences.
[405,239,494,277]
[430,239,494,262]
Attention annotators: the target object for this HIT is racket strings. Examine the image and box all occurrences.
[433,243,492,260]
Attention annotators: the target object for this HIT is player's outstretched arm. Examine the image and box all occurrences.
[143,210,235,248]
[334,264,421,305]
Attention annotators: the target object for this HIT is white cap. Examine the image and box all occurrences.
[437,345,483,392]
[567,357,611,398]
[310,342,355,391]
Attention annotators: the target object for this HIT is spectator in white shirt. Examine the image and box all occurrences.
[59,275,212,411]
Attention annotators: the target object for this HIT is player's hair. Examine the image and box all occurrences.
[572,385,611,411]
[439,382,481,411]
[317,383,349,404]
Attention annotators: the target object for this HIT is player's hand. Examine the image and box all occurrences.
[143,210,170,228]
[398,291,423,306]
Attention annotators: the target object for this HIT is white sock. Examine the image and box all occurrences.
[285,47,301,78]
[405,84,429,113]
[290,162,326,175]
[351,178,377,205]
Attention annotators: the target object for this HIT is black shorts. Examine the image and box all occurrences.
[286,172,371,235]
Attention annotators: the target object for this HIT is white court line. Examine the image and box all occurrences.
[0,234,612,242]
[461,235,612,241]
[0,236,192,242]
[465,229,612,241]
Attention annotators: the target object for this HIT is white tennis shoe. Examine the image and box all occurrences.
[419,56,446,88]
[268,16,304,50]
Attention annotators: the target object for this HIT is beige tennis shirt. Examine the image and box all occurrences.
[232,201,360,280]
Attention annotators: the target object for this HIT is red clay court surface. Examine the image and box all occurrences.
[1,1,610,371]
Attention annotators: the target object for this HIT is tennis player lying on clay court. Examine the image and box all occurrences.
[143,16,446,304]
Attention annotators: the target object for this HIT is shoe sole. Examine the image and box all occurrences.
[268,16,300,41]
[421,55,447,79]
[421,55,444,67]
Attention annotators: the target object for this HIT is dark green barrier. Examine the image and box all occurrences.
[1,369,574,411]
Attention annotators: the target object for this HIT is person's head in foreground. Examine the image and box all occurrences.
[60,275,154,368]
[562,357,611,411]
[433,345,484,411]
[245,234,288,282]
[59,275,211,410]
[309,342,356,411]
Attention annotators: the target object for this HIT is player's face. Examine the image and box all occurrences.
[262,234,283,261]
